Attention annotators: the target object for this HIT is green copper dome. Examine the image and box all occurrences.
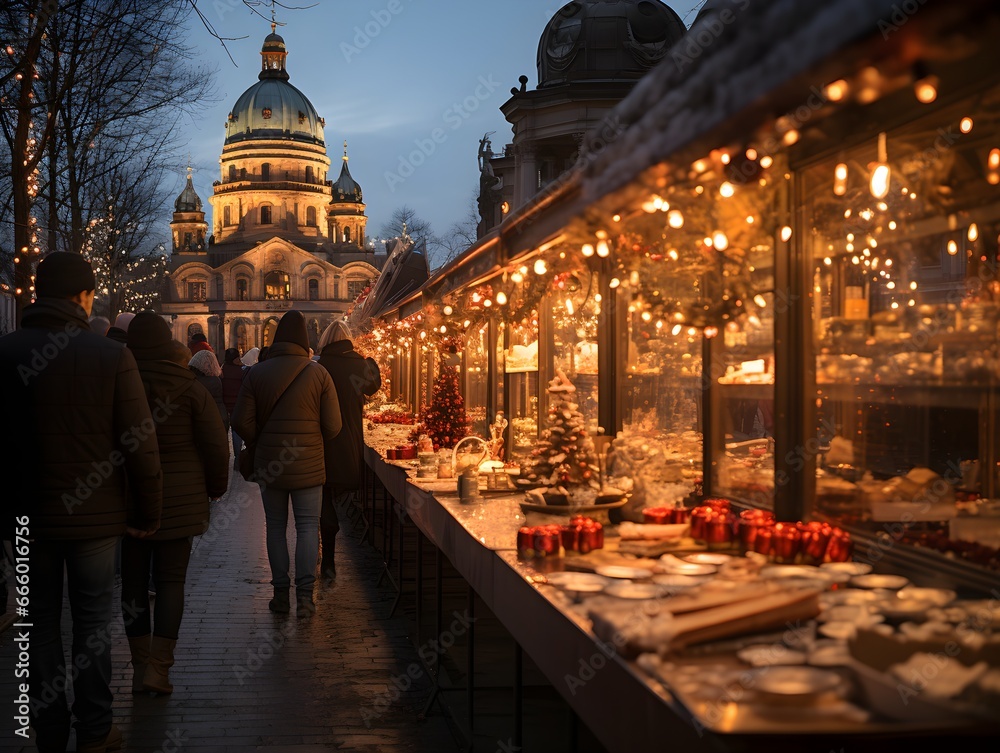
[224,29,325,146]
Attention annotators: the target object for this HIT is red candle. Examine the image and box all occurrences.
[706,512,735,550]
[798,521,832,565]
[643,507,672,524]
[771,522,802,564]
[703,498,731,512]
[690,506,713,542]
[824,527,854,563]
[671,507,692,524]
[753,524,775,556]
[517,527,535,556]
[739,509,775,555]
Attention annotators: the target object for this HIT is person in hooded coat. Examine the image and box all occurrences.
[189,349,229,431]
[123,313,229,696]
[221,347,247,466]
[106,311,135,344]
[315,320,381,578]
[232,310,341,616]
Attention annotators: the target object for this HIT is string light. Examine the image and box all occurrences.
[870,132,890,199]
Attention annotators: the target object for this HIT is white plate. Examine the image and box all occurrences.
[736,644,807,667]
[897,587,956,607]
[808,642,851,667]
[818,604,880,623]
[651,573,712,589]
[595,565,655,580]
[820,561,873,576]
[543,572,610,592]
[850,573,909,590]
[658,554,717,576]
[681,552,733,566]
[753,666,844,699]
[604,582,664,600]
[817,621,861,640]
[760,564,822,579]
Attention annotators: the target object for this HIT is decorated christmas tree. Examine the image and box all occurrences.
[410,363,468,450]
[522,369,600,493]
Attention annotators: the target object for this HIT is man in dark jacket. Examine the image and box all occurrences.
[316,320,381,578]
[0,252,162,753]
[221,347,246,468]
[232,310,341,616]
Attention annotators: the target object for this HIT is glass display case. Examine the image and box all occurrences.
[462,323,489,437]
[801,82,1000,575]
[548,267,600,434]
[503,319,539,463]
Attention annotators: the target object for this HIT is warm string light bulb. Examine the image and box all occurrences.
[833,162,848,196]
[870,132,890,199]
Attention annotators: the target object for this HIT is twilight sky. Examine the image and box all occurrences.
[172,0,702,267]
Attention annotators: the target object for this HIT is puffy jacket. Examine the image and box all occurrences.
[317,341,381,493]
[220,361,245,414]
[231,342,342,490]
[132,358,229,538]
[0,299,162,539]
[191,368,229,431]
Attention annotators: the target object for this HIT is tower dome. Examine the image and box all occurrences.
[174,169,202,212]
[224,25,325,146]
[537,1,686,88]
[332,143,363,203]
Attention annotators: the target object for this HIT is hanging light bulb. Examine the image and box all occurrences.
[533,258,547,275]
[913,66,939,104]
[823,79,849,102]
[870,132,890,199]
[667,210,684,229]
[719,181,735,198]
[496,291,508,305]
[609,277,620,289]
[968,223,979,243]
[960,117,974,134]
[596,240,610,258]
[581,243,595,257]
[511,271,523,284]
[988,148,1000,185]
[671,324,682,336]
[565,299,574,315]
[712,231,729,251]
[833,162,848,196]
[443,305,453,316]
[780,226,793,242]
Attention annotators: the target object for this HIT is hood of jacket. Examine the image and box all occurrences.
[136,358,198,406]
[20,298,91,332]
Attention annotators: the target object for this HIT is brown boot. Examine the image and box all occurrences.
[127,635,150,694]
[296,588,316,617]
[76,722,123,752]
[142,636,177,694]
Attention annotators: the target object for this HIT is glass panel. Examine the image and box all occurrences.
[550,267,600,433]
[804,86,1000,574]
[463,324,489,437]
[503,319,539,463]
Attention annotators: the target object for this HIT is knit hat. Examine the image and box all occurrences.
[127,311,175,360]
[273,310,309,351]
[35,252,96,299]
[189,348,222,377]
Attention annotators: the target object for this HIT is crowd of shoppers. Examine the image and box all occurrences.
[1,251,379,751]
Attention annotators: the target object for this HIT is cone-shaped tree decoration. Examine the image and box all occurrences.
[522,369,599,492]
[410,363,468,450]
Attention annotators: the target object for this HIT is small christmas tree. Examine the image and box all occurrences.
[522,369,599,493]
[410,363,468,450]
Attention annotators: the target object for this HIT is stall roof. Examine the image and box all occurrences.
[579,0,994,203]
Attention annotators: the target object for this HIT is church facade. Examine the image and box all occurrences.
[161,26,384,354]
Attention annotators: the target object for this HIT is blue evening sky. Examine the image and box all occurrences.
[172,0,702,267]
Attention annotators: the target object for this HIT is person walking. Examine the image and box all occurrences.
[189,349,229,432]
[123,313,229,695]
[0,252,162,753]
[232,310,341,616]
[316,321,381,579]
[221,347,247,467]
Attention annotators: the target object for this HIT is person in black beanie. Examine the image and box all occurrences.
[122,312,229,697]
[0,252,162,753]
[232,310,342,616]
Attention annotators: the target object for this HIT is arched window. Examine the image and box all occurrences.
[305,165,314,183]
[306,206,317,226]
[260,205,272,225]
[224,206,232,227]
[187,323,203,340]
[236,278,249,301]
[264,271,290,300]
[308,278,319,301]
[261,163,270,181]
[228,165,236,182]
[344,226,351,243]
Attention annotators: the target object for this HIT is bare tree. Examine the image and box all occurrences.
[379,205,438,256]
[436,187,481,271]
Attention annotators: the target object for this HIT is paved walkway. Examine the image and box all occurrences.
[0,471,460,753]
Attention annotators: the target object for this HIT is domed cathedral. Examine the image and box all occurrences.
[161,25,385,354]
[478,0,686,235]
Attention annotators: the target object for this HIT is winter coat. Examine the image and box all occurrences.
[317,340,381,493]
[106,326,128,344]
[190,367,229,430]
[132,358,229,539]
[231,341,342,490]
[221,361,245,414]
[0,299,162,539]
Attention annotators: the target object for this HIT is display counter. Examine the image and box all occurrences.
[363,441,1000,752]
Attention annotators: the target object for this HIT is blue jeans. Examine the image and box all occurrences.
[260,485,321,591]
[29,536,118,748]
